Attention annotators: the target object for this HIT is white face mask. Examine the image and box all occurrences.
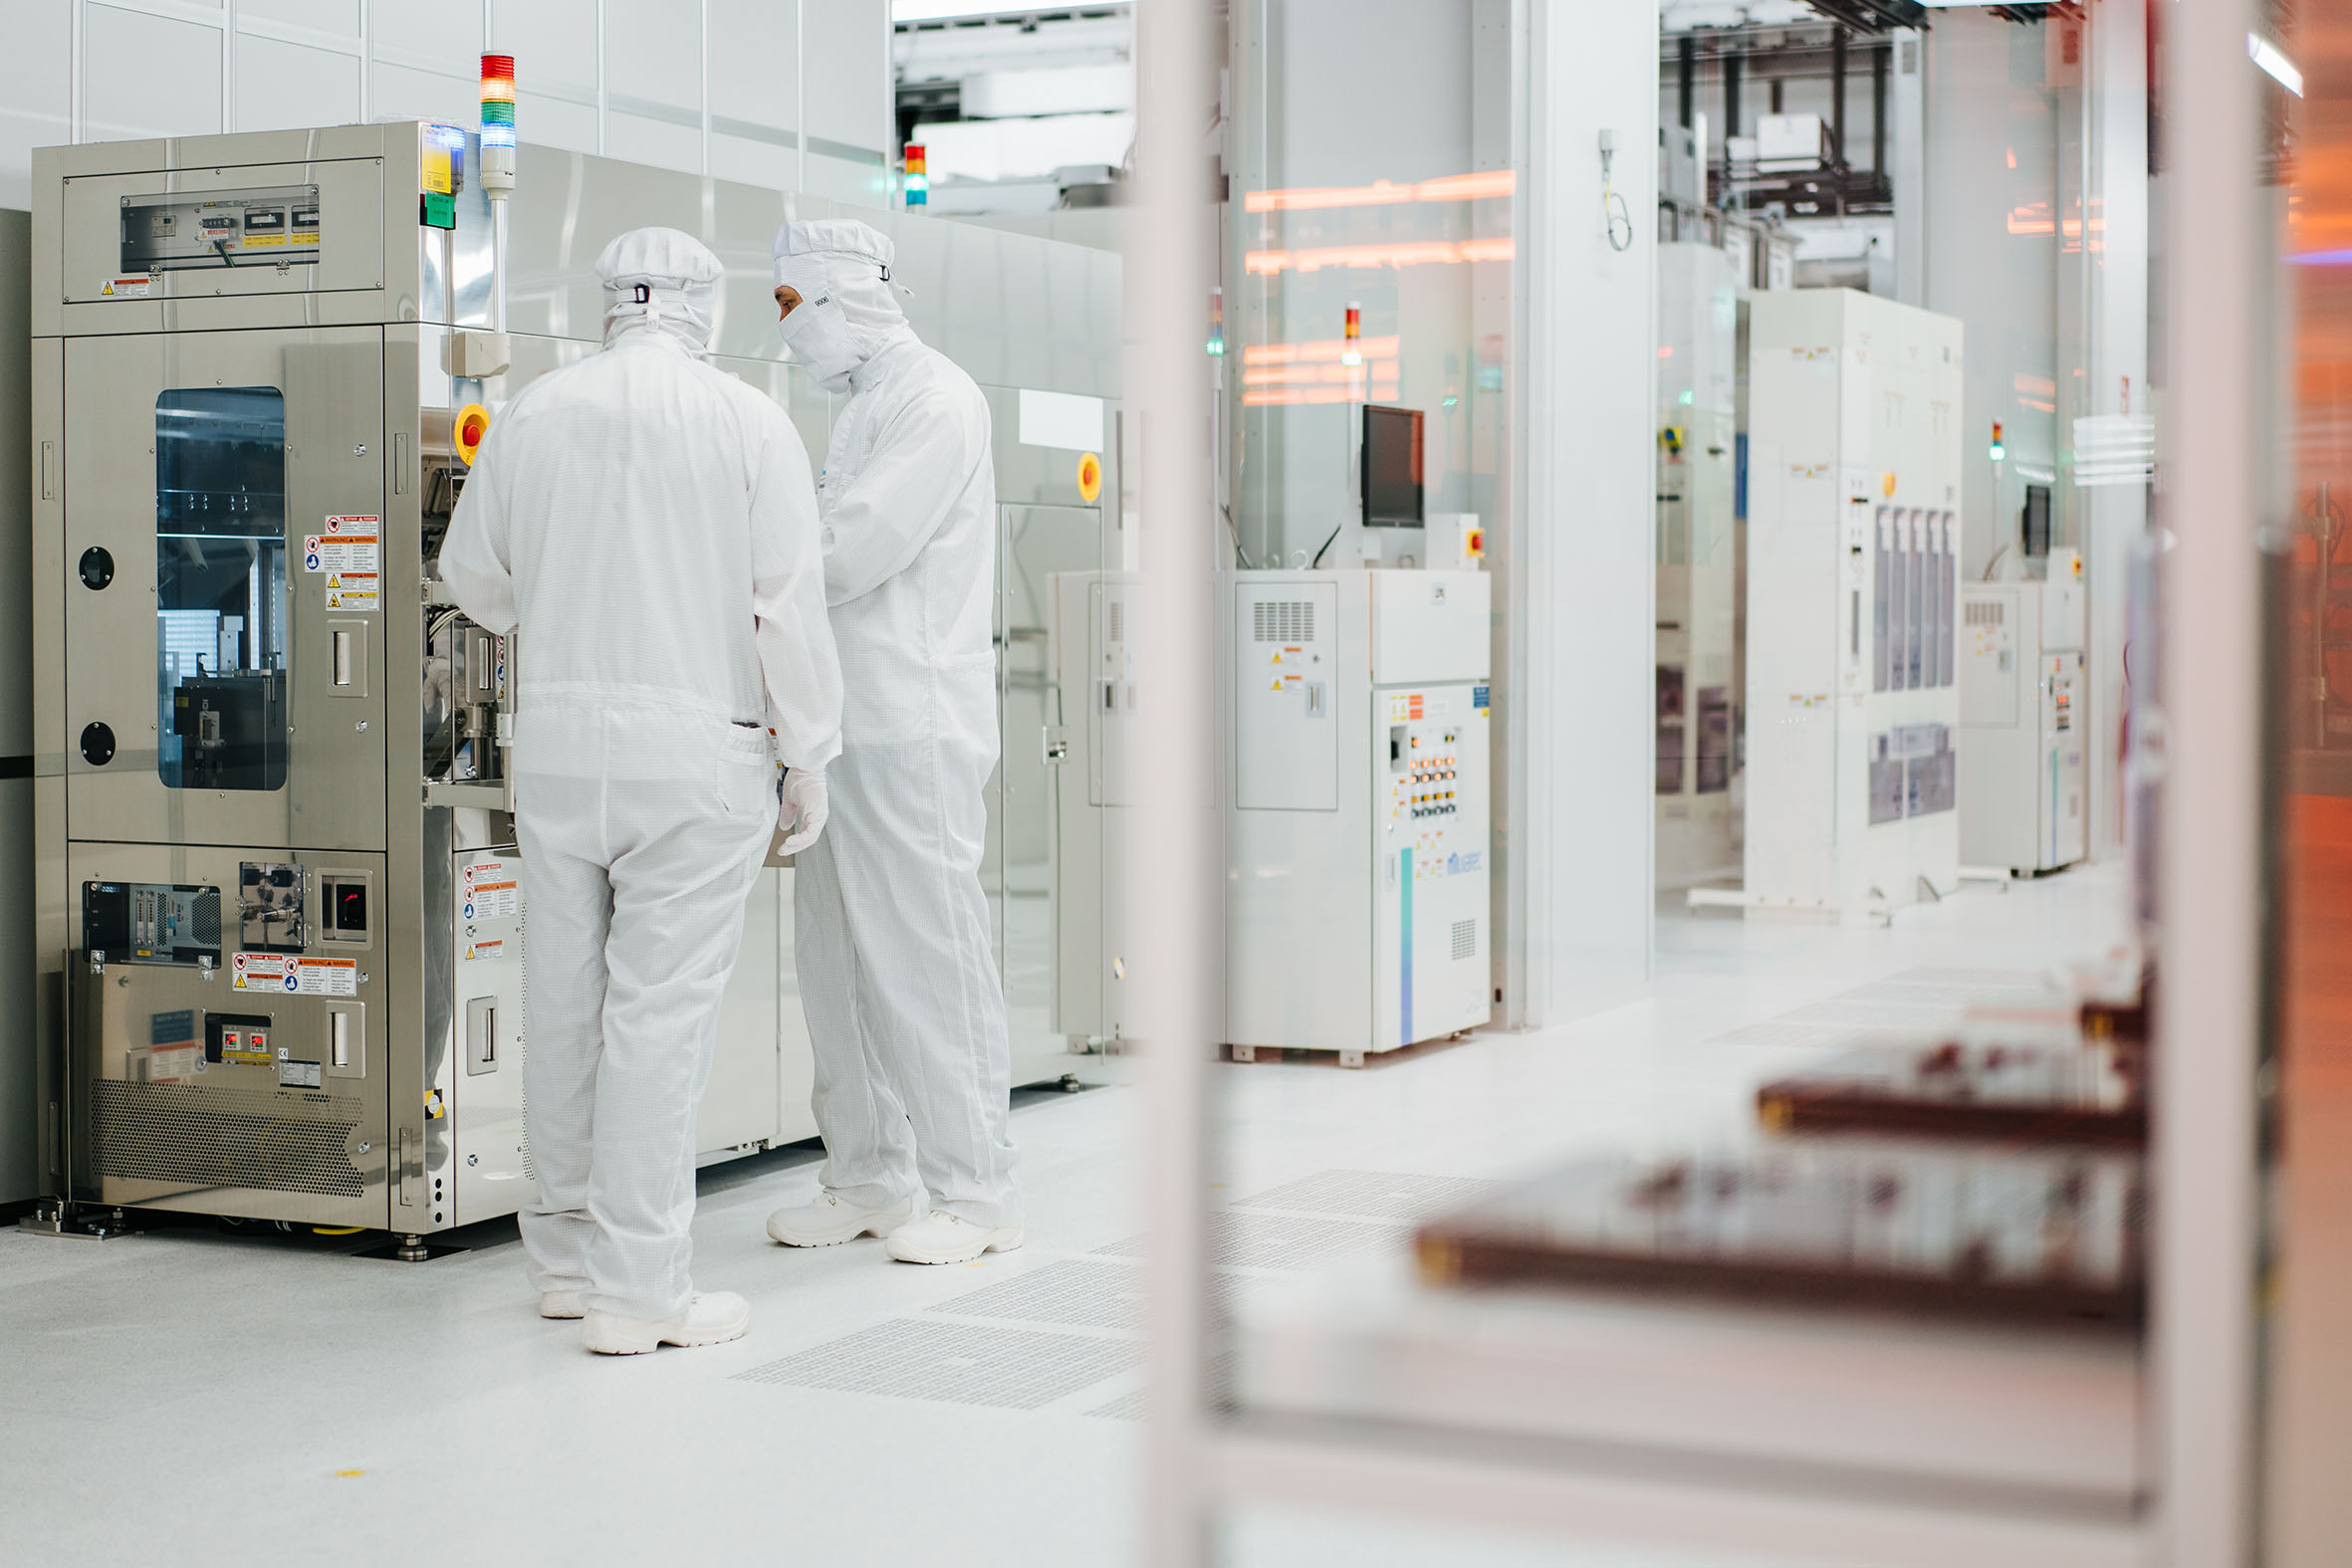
[778,296,861,393]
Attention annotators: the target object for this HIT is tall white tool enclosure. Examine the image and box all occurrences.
[1741,289,1964,920]
[1959,551,2089,875]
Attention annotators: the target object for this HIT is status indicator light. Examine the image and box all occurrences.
[480,54,516,195]
[903,142,928,207]
[1208,286,1225,356]
[1340,302,1362,367]
[1989,419,2005,463]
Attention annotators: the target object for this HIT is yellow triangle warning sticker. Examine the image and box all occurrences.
[1270,678,1284,692]
[1270,651,1283,664]
[102,281,115,295]
[327,573,342,588]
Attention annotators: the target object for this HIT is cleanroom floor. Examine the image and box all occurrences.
[1,862,2134,1568]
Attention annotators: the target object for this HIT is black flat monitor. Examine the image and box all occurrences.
[1361,404,1425,529]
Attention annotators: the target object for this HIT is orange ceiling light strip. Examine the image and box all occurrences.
[1245,167,1516,214]
[1245,238,1516,276]
[1242,335,1401,366]
[1242,359,1401,387]
[1244,381,1400,407]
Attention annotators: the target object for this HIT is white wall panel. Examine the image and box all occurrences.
[85,5,223,142]
[489,0,597,104]
[0,0,71,209]
[245,0,359,34]
[519,91,601,156]
[373,0,482,76]
[711,0,798,132]
[370,61,478,127]
[236,36,361,133]
[803,0,887,157]
[606,0,703,112]
[606,111,702,175]
[0,0,891,212]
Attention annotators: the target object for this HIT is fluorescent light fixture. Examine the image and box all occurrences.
[893,0,1129,21]
[2249,33,2303,97]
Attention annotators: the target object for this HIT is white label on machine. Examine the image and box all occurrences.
[101,275,151,299]
[462,861,519,919]
[308,516,380,612]
[464,938,505,963]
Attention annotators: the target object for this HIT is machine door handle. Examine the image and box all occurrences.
[466,997,499,1074]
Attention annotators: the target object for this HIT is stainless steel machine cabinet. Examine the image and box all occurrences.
[1959,551,2088,876]
[1222,569,1493,1065]
[28,123,1121,1239]
[1739,289,1964,923]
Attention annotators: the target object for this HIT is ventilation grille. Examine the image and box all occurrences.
[1452,919,1478,961]
[191,889,223,947]
[1965,599,2004,626]
[1252,599,1314,644]
[1107,599,1125,645]
[91,1079,363,1197]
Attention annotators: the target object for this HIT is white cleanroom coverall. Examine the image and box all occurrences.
[773,218,1022,1230]
[438,226,841,1321]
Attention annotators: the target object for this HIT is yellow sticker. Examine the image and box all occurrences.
[1881,472,1898,498]
[422,145,453,196]
[1076,451,1102,503]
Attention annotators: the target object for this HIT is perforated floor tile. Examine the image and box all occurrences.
[1084,1353,1239,1422]
[1094,1211,1412,1270]
[1234,1169,1501,1223]
[929,1259,1149,1331]
[734,1318,1140,1410]
[1710,966,2057,1047]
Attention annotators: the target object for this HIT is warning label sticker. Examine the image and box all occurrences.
[101,275,151,299]
[464,939,505,963]
[307,516,380,612]
[231,952,358,997]
[462,861,519,920]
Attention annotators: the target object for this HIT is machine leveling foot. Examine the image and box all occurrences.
[16,1199,129,1240]
[395,1233,430,1262]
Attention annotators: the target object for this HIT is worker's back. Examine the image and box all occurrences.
[457,331,810,724]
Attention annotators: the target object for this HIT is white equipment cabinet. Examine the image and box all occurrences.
[1959,553,2088,875]
[1224,569,1492,1064]
[1045,570,1140,1050]
[1741,289,1964,920]
[1654,243,1742,879]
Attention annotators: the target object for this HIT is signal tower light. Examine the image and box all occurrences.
[1340,301,1362,367]
[1989,419,2006,463]
[903,142,928,207]
[480,54,517,196]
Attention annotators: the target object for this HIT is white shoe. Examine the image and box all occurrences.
[539,1289,586,1319]
[766,1192,919,1248]
[885,1210,1025,1265]
[582,1291,751,1355]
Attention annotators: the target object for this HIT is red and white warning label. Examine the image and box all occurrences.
[306,515,380,612]
[462,861,520,920]
[231,952,358,997]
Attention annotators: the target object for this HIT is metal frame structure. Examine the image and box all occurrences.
[1139,0,2264,1559]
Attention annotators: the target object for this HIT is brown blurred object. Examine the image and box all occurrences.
[1758,1038,2146,1147]
[1415,1147,2145,1329]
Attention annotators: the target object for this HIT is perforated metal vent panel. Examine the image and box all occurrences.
[1107,598,1124,645]
[1251,599,1314,643]
[1452,918,1478,960]
[91,1080,363,1197]
[1966,599,2004,626]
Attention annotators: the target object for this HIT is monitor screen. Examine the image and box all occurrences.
[1361,405,1425,529]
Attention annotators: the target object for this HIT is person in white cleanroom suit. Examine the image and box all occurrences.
[438,226,840,1353]
[761,218,1024,1266]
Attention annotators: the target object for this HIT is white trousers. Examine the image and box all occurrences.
[793,734,1022,1229]
[513,703,776,1321]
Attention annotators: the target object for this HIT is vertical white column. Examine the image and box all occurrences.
[1892,28,1925,308]
[223,0,237,133]
[1507,0,1658,1025]
[2157,0,2263,1562]
[1134,0,1217,1560]
[2082,0,2149,861]
[595,0,607,156]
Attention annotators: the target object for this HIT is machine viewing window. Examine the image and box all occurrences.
[1361,404,1425,529]
[156,387,289,792]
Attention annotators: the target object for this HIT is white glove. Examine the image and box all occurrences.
[778,768,828,855]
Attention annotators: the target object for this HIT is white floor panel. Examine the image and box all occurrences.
[1,865,2136,1566]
